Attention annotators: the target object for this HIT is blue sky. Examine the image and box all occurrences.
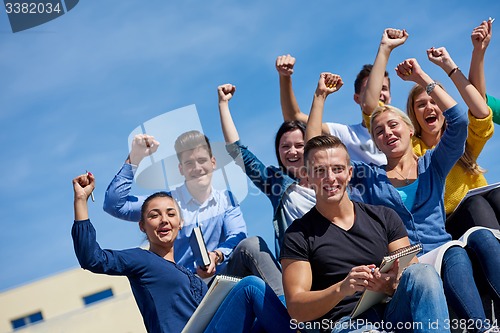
[1,1,500,292]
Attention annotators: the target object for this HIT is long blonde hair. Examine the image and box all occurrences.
[406,84,485,175]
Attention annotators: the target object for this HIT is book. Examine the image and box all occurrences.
[452,182,500,213]
[182,275,241,333]
[351,243,422,318]
[419,226,500,276]
[190,226,211,268]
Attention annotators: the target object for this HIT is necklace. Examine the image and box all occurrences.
[391,164,413,185]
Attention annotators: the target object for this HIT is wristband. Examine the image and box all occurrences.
[426,82,437,96]
[447,67,459,77]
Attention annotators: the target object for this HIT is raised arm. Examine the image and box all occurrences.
[305,73,343,142]
[103,134,159,221]
[73,172,95,221]
[396,57,467,177]
[276,54,331,134]
[73,173,143,275]
[428,47,489,119]
[276,54,304,122]
[469,19,493,100]
[126,134,160,166]
[217,84,239,144]
[395,57,457,112]
[361,28,408,115]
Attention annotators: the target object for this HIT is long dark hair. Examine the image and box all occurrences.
[274,120,306,175]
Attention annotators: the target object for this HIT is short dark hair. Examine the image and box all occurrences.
[174,130,213,162]
[274,121,306,174]
[304,135,350,166]
[354,64,390,94]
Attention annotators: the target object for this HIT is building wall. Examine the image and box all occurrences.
[0,268,145,333]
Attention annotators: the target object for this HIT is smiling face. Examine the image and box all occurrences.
[278,128,305,178]
[178,146,216,191]
[140,196,183,253]
[371,109,414,159]
[411,90,445,141]
[307,147,352,206]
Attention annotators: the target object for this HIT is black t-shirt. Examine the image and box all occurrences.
[280,201,407,324]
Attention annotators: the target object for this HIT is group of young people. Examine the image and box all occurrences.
[71,19,500,333]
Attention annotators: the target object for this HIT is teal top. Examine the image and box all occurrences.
[396,178,420,211]
[486,94,500,125]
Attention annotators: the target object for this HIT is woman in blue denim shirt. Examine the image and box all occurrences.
[218,83,318,257]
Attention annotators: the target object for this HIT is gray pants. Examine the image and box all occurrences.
[221,236,283,296]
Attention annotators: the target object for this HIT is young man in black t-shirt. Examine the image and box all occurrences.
[280,135,450,333]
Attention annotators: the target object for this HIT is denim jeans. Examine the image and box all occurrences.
[330,264,450,333]
[204,276,294,333]
[442,229,500,333]
[221,236,284,296]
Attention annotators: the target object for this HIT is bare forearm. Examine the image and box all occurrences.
[306,92,327,142]
[362,46,391,115]
[218,101,240,143]
[469,48,486,99]
[450,69,489,119]
[280,75,307,123]
[287,283,346,322]
[74,197,89,221]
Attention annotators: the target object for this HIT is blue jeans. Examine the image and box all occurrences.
[330,264,450,333]
[204,276,294,333]
[442,229,500,333]
[221,236,284,296]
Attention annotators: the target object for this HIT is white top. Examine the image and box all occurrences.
[281,183,316,226]
[326,122,386,166]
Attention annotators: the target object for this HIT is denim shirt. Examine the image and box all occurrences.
[226,141,298,256]
[103,163,247,272]
[349,104,468,254]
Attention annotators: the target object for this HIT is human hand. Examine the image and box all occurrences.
[196,251,218,278]
[471,19,493,51]
[427,47,456,74]
[381,28,409,50]
[276,54,296,77]
[128,134,160,166]
[340,265,376,296]
[218,84,236,103]
[366,259,400,296]
[72,172,95,202]
[395,58,424,83]
[316,72,343,97]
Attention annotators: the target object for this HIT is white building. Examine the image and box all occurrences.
[0,267,145,333]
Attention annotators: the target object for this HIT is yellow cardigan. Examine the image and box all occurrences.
[412,110,493,215]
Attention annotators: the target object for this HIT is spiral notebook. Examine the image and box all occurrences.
[182,275,241,333]
[351,243,422,318]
